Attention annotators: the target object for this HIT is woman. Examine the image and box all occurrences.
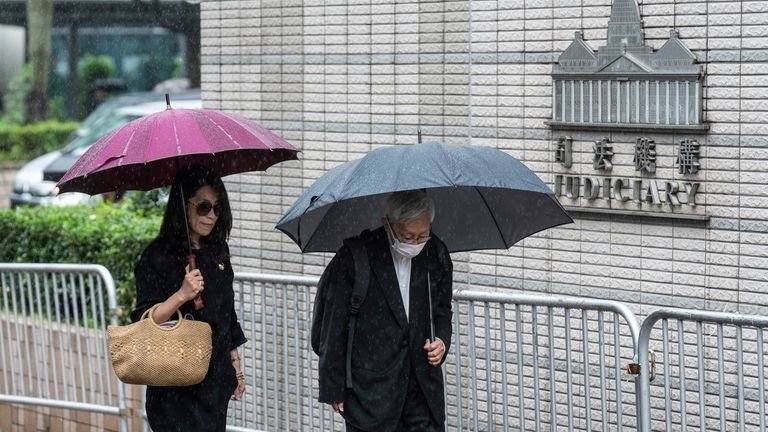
[131,164,247,432]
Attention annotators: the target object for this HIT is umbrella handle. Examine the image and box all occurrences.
[426,243,435,342]
[187,254,205,310]
[187,254,197,270]
[427,270,435,342]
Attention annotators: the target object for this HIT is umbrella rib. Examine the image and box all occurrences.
[330,158,368,200]
[115,129,138,167]
[473,186,510,249]
[201,110,258,151]
[195,110,243,150]
[295,204,330,252]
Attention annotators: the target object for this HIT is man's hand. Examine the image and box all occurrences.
[333,401,344,413]
[424,338,446,366]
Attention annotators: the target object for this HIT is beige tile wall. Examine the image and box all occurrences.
[201,0,768,317]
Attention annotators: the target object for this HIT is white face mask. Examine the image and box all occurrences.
[394,238,427,258]
[386,219,428,259]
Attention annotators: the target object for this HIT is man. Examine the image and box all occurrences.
[317,190,453,432]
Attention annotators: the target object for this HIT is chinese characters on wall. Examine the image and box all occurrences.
[554,136,702,210]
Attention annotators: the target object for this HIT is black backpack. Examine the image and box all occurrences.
[310,235,370,388]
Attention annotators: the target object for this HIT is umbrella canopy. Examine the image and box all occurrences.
[276,141,572,253]
[56,100,299,195]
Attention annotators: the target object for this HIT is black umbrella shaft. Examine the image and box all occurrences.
[428,271,434,341]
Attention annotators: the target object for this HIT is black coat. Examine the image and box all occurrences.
[317,227,453,431]
[131,238,247,432]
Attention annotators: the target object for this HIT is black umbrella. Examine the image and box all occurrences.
[276,141,572,253]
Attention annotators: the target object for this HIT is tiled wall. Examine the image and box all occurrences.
[201,0,768,316]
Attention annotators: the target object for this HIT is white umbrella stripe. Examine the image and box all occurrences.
[172,112,182,155]
[197,110,244,150]
[116,128,139,167]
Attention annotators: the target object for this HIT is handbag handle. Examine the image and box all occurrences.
[139,304,185,331]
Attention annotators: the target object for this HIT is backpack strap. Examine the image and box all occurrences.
[345,236,369,388]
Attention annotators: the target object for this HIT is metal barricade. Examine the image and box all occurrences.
[636,309,768,432]
[227,273,642,432]
[9,264,764,432]
[0,263,129,432]
[450,290,641,432]
[228,273,327,432]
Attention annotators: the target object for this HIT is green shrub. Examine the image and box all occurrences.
[120,187,170,217]
[0,120,79,161]
[0,202,161,319]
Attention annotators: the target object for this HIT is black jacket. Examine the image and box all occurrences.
[317,227,453,431]
[131,238,247,432]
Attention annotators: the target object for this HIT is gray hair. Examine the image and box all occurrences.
[386,190,435,224]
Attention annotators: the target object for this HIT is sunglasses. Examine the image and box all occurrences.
[189,200,224,217]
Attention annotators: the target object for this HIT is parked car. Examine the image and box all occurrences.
[10,90,201,207]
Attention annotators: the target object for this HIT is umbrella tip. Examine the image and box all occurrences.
[165,93,171,109]
[52,186,60,196]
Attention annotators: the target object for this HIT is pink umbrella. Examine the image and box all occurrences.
[56,95,299,195]
[56,95,299,310]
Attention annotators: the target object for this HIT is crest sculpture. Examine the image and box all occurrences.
[548,0,706,131]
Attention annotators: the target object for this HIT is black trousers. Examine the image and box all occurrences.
[345,368,443,432]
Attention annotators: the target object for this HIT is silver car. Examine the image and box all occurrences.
[10,91,201,207]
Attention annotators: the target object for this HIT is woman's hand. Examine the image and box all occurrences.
[179,265,205,302]
[231,374,246,401]
[231,350,245,400]
[151,266,206,324]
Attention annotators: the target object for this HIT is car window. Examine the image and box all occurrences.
[74,99,123,136]
[60,98,201,154]
[62,113,141,153]
[70,91,167,138]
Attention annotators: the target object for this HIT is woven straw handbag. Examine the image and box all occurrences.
[107,304,212,386]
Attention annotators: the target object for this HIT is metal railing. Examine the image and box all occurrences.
[227,274,641,432]
[450,290,640,432]
[228,273,321,432]
[0,263,129,432]
[636,309,768,432]
[3,263,767,432]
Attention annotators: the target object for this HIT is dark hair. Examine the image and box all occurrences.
[158,164,233,260]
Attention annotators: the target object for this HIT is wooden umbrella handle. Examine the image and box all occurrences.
[187,254,205,310]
